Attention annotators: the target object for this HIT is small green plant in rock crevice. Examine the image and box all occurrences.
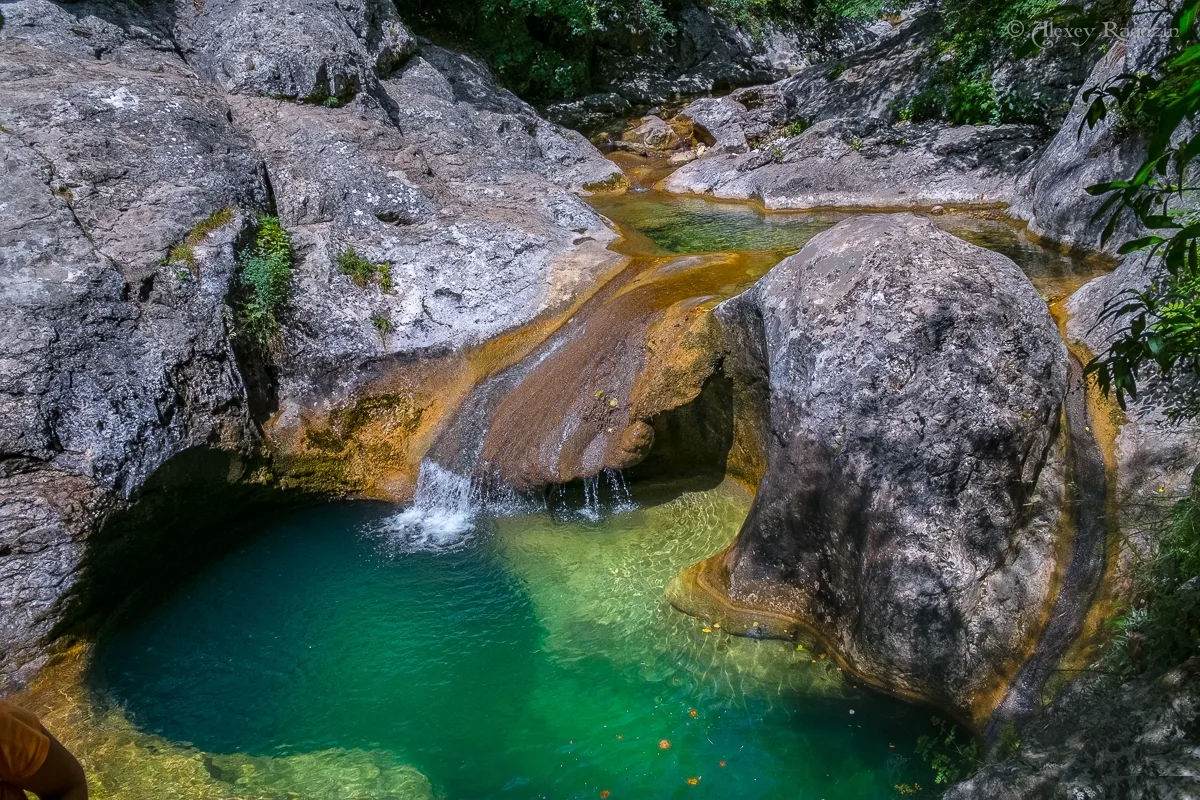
[234,214,293,351]
[370,312,394,339]
[338,246,394,291]
[914,717,983,786]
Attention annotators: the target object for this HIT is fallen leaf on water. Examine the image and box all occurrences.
[600,791,611,799]
[687,778,700,785]
[688,709,698,718]
[719,761,726,768]
[658,739,671,750]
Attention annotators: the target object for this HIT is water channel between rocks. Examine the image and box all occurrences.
[26,173,1110,800]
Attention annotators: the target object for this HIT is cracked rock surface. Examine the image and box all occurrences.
[0,0,621,687]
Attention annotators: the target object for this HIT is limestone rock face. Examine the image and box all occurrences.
[173,0,417,101]
[1067,257,1200,541]
[662,118,1042,209]
[946,663,1200,800]
[0,0,621,688]
[713,214,1069,719]
[1009,1,1173,252]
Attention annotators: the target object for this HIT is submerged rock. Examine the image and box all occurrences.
[701,214,1069,721]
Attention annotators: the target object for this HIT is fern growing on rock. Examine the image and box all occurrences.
[235,215,293,351]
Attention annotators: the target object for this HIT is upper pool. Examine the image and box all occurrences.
[91,481,936,799]
[588,191,1108,299]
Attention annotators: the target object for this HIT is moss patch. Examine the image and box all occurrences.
[166,207,236,273]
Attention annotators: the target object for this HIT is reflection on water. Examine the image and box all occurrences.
[86,482,935,799]
[589,191,1111,299]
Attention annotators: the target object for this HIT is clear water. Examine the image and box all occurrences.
[92,482,934,799]
[588,192,1108,299]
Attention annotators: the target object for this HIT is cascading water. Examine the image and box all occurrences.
[372,461,644,552]
[372,461,482,554]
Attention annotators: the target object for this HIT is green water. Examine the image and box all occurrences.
[588,192,1107,297]
[93,482,934,799]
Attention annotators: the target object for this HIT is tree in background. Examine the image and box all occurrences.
[396,0,891,102]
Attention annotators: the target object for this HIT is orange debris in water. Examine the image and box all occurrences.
[600,792,611,799]
[688,709,698,718]
[658,739,671,750]
[616,734,623,740]
[687,777,701,785]
[719,761,726,768]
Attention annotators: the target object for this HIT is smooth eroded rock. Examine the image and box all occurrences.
[706,214,1069,721]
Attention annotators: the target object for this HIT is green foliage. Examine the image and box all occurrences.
[338,247,394,291]
[1106,499,1200,676]
[371,312,395,337]
[781,117,811,137]
[890,0,1065,126]
[914,717,982,786]
[827,62,848,81]
[892,784,922,797]
[1081,0,1200,414]
[398,0,897,102]
[322,96,342,108]
[993,722,1022,761]
[234,215,293,350]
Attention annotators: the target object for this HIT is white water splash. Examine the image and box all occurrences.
[373,462,482,554]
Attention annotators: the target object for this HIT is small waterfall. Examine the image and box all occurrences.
[605,469,636,514]
[581,475,602,522]
[373,462,481,554]
[547,469,638,522]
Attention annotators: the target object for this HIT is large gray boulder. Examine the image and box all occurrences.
[0,0,621,688]
[662,118,1042,209]
[173,0,417,102]
[711,214,1069,720]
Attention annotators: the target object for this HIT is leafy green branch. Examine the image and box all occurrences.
[1080,0,1200,414]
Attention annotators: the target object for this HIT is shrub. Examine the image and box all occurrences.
[781,117,811,137]
[234,215,293,350]
[1105,499,1200,676]
[914,717,982,786]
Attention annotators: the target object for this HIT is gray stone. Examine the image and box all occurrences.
[1066,256,1200,544]
[173,0,417,101]
[946,663,1200,800]
[662,118,1042,209]
[714,214,1068,720]
[675,96,751,154]
[1009,1,1174,252]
